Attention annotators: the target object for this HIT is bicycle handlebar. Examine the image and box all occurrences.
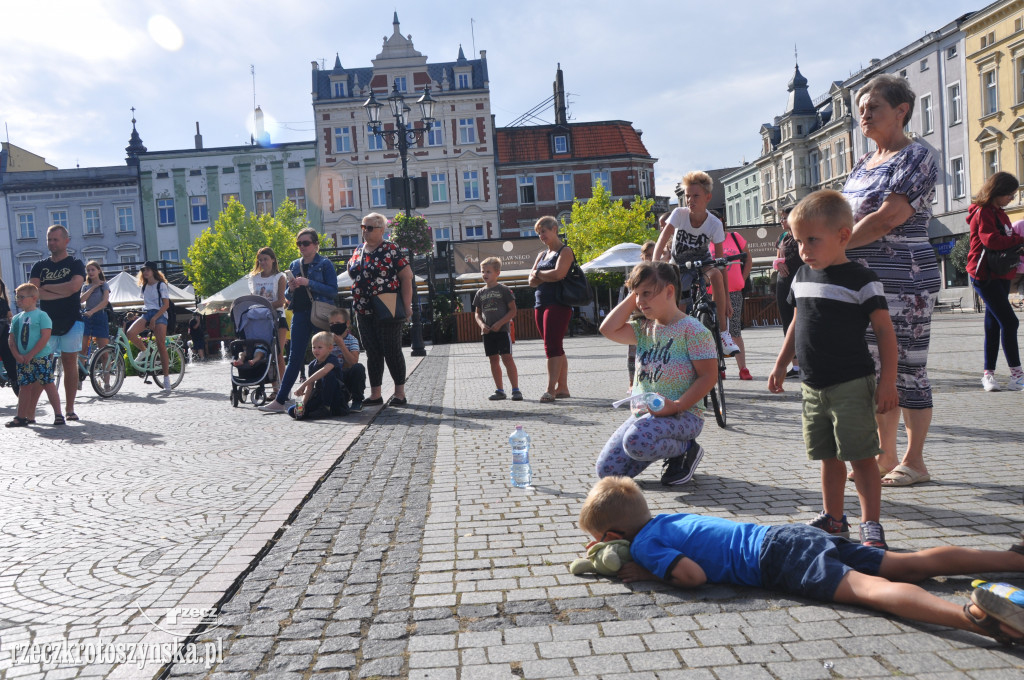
[683,252,747,271]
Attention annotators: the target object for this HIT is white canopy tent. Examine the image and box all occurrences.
[105,272,195,308]
[580,242,643,273]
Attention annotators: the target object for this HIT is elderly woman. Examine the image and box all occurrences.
[842,74,940,487]
[348,212,413,406]
[260,228,337,413]
[529,216,575,402]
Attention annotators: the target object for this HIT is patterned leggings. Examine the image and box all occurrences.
[596,411,704,478]
[357,313,406,388]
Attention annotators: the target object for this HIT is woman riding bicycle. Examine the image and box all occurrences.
[127,262,173,394]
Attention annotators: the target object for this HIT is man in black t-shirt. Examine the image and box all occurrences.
[30,225,86,419]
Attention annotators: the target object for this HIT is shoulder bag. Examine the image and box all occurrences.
[983,246,1021,277]
[302,261,336,331]
[555,248,594,307]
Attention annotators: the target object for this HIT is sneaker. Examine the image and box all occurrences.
[807,511,851,538]
[786,367,800,378]
[720,331,740,357]
[511,389,524,401]
[350,400,364,412]
[660,441,705,486]
[739,367,753,381]
[164,378,172,394]
[859,521,888,550]
[488,389,507,401]
[258,400,286,413]
[983,373,1001,392]
[1008,374,1024,391]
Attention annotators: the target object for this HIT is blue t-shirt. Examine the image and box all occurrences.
[11,308,53,356]
[630,513,769,588]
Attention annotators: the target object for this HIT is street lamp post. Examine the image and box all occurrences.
[364,84,436,356]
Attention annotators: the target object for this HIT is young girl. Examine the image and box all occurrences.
[597,261,719,485]
[248,247,288,386]
[80,261,111,359]
[128,261,172,394]
[289,331,348,420]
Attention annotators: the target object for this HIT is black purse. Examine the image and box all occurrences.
[555,257,594,308]
[983,246,1021,277]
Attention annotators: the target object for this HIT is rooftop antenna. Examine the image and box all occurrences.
[471,18,476,58]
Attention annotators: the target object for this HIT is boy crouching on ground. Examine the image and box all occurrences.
[768,190,897,549]
[472,257,522,401]
[329,308,366,412]
[579,476,1024,645]
[289,331,349,420]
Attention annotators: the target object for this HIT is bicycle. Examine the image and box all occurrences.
[680,253,746,428]
[52,338,102,392]
[88,327,186,398]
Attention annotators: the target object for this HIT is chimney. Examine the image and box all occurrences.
[194,122,203,150]
[553,64,567,126]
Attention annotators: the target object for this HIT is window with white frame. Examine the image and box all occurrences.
[458,118,476,144]
[518,226,534,238]
[120,254,134,265]
[255,190,273,216]
[465,225,484,239]
[427,120,443,146]
[22,262,34,282]
[762,172,772,200]
[554,135,568,154]
[983,70,998,115]
[367,124,385,151]
[753,194,759,216]
[457,73,470,89]
[50,210,68,229]
[333,81,347,98]
[462,170,480,200]
[809,150,820,185]
[639,169,650,197]
[338,178,355,209]
[222,192,240,205]
[339,234,361,248]
[951,157,965,198]
[784,158,794,190]
[728,204,736,225]
[159,249,179,262]
[920,58,928,72]
[945,83,963,129]
[822,148,832,180]
[190,196,209,223]
[157,198,175,226]
[592,170,611,191]
[370,178,387,207]
[393,76,407,92]
[984,148,998,178]
[1017,56,1024,103]
[744,198,751,222]
[434,226,451,241]
[117,206,134,232]
[430,172,447,203]
[287,188,306,210]
[334,126,353,153]
[17,213,35,239]
[555,173,573,202]
[836,140,846,174]
[921,94,933,134]
[518,176,535,204]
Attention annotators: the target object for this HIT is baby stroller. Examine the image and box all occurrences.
[228,295,280,407]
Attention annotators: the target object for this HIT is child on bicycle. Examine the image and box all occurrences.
[289,331,349,420]
[768,190,898,549]
[7,283,64,427]
[128,262,172,394]
[80,260,111,360]
[597,261,719,485]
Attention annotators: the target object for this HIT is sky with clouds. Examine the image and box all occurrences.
[1,0,985,196]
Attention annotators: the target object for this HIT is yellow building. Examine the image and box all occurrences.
[964,0,1024,220]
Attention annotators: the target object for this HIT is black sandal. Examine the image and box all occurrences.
[5,416,30,428]
[66,412,79,421]
[964,602,1019,645]
[53,415,65,426]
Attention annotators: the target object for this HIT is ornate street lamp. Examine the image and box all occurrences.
[363,83,436,356]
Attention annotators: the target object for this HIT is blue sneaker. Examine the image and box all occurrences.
[807,511,851,538]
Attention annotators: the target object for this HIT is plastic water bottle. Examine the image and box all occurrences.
[612,391,666,415]
[509,425,532,488]
[972,579,1024,606]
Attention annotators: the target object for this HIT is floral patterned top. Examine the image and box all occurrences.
[347,241,410,315]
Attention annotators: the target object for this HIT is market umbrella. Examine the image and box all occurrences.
[580,242,643,272]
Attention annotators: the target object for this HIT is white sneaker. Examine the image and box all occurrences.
[164,377,172,394]
[258,400,286,413]
[720,330,740,357]
[982,373,1000,392]
[1008,374,1024,391]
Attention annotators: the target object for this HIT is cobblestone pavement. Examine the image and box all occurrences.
[0,351,418,680]
[156,313,1022,680]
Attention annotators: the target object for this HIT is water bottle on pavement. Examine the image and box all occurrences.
[509,425,532,488]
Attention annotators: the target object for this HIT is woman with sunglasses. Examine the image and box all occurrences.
[347,212,413,406]
[260,228,337,413]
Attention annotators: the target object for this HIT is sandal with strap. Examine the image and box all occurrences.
[66,412,79,421]
[53,414,65,426]
[6,416,31,428]
[963,601,1020,645]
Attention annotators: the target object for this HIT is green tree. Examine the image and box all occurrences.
[184,198,309,297]
[950,233,970,274]
[562,181,658,264]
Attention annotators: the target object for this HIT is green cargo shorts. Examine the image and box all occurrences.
[801,375,881,462]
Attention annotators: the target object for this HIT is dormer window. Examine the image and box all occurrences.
[394,76,407,93]
[553,135,568,154]
[333,81,347,98]
[457,73,470,89]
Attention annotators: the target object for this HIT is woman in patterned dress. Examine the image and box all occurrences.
[842,74,940,487]
[348,212,413,406]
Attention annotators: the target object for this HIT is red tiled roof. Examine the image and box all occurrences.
[495,121,650,164]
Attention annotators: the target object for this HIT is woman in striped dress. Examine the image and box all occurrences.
[842,74,940,488]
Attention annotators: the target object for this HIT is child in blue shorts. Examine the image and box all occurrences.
[579,476,1024,645]
[768,190,898,549]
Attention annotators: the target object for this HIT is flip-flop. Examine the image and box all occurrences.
[539,392,555,403]
[881,464,931,487]
[66,412,79,421]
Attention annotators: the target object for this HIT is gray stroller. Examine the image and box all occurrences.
[228,295,280,407]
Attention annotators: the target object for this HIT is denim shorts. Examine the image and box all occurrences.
[83,311,110,339]
[143,309,168,326]
[758,524,884,602]
[47,320,85,355]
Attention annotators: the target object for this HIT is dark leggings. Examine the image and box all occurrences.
[971,277,1021,371]
[776,274,795,335]
[357,313,406,387]
[535,304,572,358]
[0,326,19,396]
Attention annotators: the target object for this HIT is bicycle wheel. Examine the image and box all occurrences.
[697,308,727,428]
[89,346,125,398]
[153,345,186,389]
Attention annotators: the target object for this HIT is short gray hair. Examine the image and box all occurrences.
[859,74,916,126]
[363,212,387,229]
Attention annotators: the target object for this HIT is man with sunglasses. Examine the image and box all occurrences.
[259,228,337,413]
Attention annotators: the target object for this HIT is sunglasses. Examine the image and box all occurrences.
[296,240,315,247]
[360,224,379,231]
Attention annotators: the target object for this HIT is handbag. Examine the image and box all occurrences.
[371,291,407,321]
[555,255,594,308]
[983,246,1021,277]
[301,262,336,331]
